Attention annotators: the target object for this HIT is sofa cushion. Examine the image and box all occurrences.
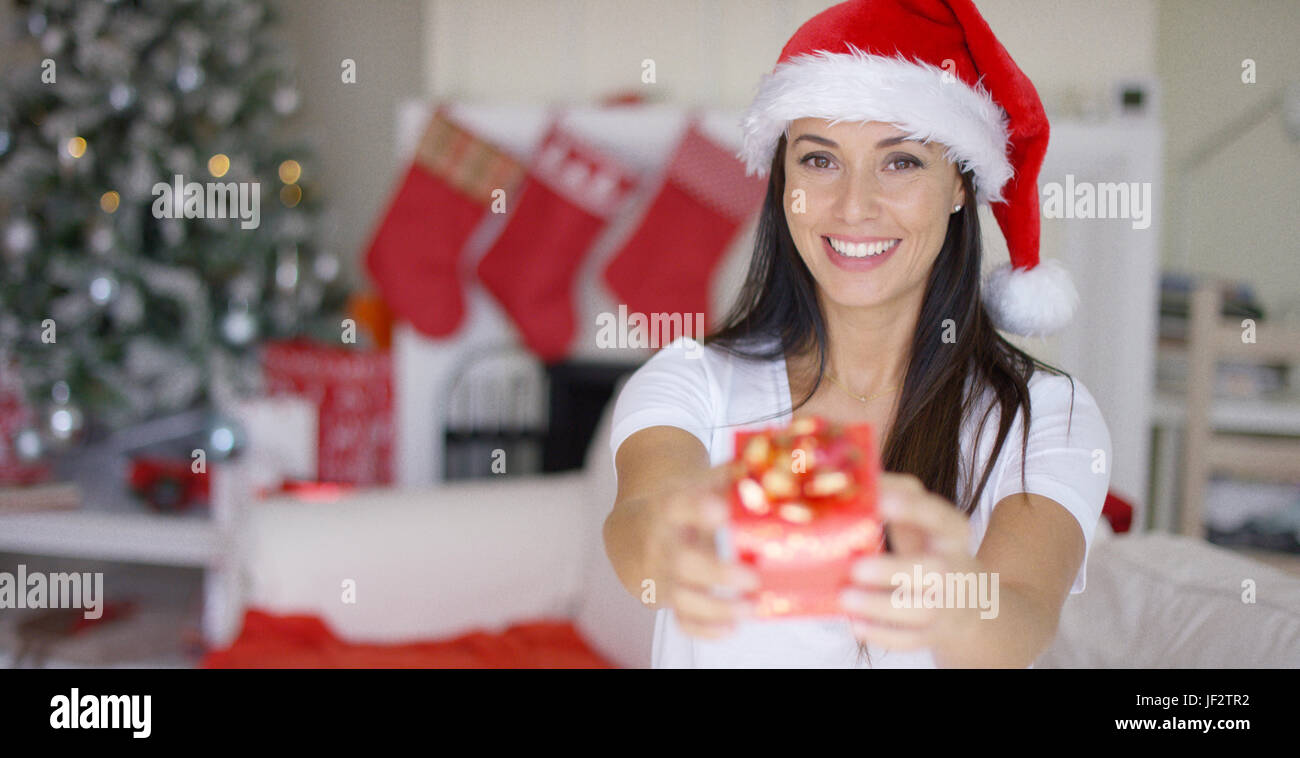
[571,377,658,668]
[1038,523,1300,667]
[240,473,589,643]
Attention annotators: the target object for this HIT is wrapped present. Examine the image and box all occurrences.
[719,416,884,618]
[261,340,393,486]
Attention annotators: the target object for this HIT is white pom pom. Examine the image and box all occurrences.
[982,259,1078,337]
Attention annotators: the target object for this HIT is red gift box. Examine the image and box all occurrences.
[719,416,884,618]
[261,340,393,486]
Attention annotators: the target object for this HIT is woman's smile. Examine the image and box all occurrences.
[822,234,902,271]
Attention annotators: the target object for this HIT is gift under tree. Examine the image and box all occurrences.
[261,340,393,486]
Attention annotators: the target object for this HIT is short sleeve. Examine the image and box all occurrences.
[608,337,715,466]
[992,373,1113,594]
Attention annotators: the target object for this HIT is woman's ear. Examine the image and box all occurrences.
[952,179,969,213]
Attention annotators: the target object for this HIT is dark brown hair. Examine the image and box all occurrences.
[703,132,1076,666]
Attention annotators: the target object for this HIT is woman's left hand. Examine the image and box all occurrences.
[839,472,982,652]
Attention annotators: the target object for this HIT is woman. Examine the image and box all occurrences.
[602,0,1112,668]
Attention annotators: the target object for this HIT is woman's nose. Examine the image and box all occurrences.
[833,169,883,224]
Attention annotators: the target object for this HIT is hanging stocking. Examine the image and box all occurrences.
[602,119,766,330]
[476,122,639,362]
[363,106,525,338]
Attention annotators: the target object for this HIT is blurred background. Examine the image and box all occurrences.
[0,0,1297,668]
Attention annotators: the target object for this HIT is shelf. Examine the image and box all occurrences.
[1151,390,1300,435]
[0,432,234,567]
[0,510,224,567]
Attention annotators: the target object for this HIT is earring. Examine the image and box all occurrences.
[953,204,963,213]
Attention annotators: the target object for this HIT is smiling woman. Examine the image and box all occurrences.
[602,0,1113,669]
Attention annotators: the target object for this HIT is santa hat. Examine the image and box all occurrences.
[738,0,1075,337]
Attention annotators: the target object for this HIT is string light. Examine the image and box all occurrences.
[66,136,86,158]
[208,153,230,178]
[278,159,301,184]
[279,184,301,207]
[100,191,120,213]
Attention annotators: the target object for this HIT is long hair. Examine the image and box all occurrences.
[703,132,1076,666]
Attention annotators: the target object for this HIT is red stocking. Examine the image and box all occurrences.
[363,107,525,338]
[603,119,766,328]
[476,123,638,362]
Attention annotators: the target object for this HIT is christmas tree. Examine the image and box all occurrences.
[0,0,351,446]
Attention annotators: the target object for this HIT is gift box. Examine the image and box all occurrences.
[718,416,885,618]
[261,340,393,486]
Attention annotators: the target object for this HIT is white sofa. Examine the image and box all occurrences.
[229,402,1300,668]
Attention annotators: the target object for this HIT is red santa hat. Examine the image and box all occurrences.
[738,0,1076,337]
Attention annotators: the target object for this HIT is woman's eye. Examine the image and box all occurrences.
[800,154,834,169]
[886,156,921,171]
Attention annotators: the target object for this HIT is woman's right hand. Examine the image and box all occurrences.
[641,463,761,639]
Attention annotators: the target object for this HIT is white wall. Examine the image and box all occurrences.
[425,0,1157,114]
[277,0,427,285]
[1157,0,1300,323]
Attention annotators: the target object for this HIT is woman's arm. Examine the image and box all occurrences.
[842,478,1084,668]
[926,374,1108,667]
[602,425,712,598]
[602,425,757,638]
[933,491,1085,668]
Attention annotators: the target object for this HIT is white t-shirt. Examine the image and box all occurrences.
[608,335,1112,668]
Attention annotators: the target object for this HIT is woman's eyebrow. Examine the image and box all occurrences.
[790,133,924,149]
[791,134,839,148]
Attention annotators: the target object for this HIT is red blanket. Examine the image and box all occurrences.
[201,609,615,669]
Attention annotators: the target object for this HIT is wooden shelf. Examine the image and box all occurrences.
[1151,390,1300,435]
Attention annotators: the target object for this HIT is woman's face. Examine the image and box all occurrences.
[782,118,967,313]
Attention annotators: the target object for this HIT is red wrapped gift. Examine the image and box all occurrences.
[261,340,393,486]
[719,416,884,618]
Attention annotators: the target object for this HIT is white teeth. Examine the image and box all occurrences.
[826,237,898,258]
